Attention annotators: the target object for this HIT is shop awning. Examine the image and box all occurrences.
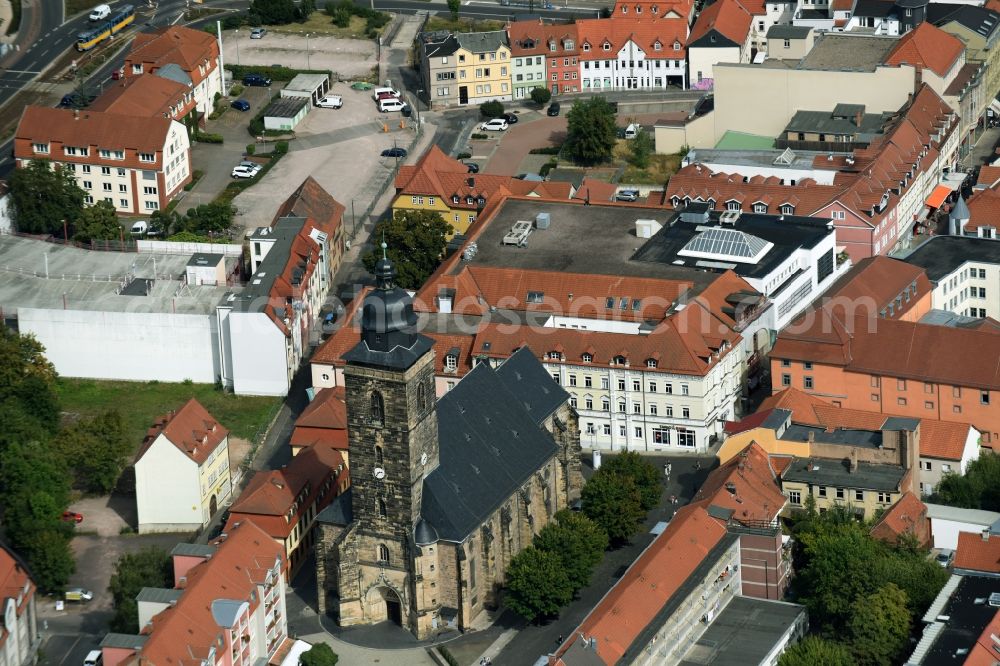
[926,184,951,209]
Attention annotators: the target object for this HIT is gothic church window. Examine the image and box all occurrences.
[370,391,385,424]
[375,445,384,465]
[378,498,387,518]
[377,544,390,563]
[418,383,427,411]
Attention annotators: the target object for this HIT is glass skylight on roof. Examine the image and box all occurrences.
[677,227,774,264]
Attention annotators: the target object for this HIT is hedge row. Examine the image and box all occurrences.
[224,64,333,84]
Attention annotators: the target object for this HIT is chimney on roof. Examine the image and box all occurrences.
[467,176,475,188]
[74,109,79,120]
[984,530,991,542]
[807,430,815,444]
[849,448,859,473]
[855,110,863,127]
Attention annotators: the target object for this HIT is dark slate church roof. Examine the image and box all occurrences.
[420,348,566,543]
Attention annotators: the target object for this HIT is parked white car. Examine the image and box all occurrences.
[232,164,262,179]
[480,118,508,132]
[317,95,343,109]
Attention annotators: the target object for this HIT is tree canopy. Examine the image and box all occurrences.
[362,209,453,289]
[9,159,85,235]
[53,410,132,494]
[565,96,617,165]
[530,87,552,106]
[581,470,645,545]
[778,636,854,666]
[447,0,460,20]
[505,547,574,622]
[932,452,1000,511]
[0,328,59,440]
[848,583,911,666]
[533,510,608,591]
[250,0,302,24]
[74,200,121,243]
[600,451,662,511]
[109,548,174,633]
[300,643,339,666]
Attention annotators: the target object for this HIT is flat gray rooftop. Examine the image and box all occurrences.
[686,147,831,171]
[678,596,806,666]
[466,199,716,291]
[0,235,238,315]
[799,33,899,71]
[782,456,906,491]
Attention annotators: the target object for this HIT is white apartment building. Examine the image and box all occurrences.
[904,235,1000,320]
[577,17,689,91]
[14,106,191,214]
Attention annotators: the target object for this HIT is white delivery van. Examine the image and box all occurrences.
[130,220,148,235]
[84,650,103,666]
[372,87,400,101]
[89,4,111,21]
[378,98,407,113]
[624,123,641,139]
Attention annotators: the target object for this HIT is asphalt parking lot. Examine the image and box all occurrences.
[232,82,418,230]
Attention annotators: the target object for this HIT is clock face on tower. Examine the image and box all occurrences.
[373,466,386,480]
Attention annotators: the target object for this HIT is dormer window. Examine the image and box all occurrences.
[547,350,563,360]
[780,204,794,215]
[549,40,557,51]
[646,359,658,368]
[605,297,615,308]
[613,355,627,366]
[603,41,612,51]
[753,202,767,213]
[526,291,545,303]
[452,195,460,204]
[582,353,593,362]
[673,41,681,50]
[652,4,658,12]
[564,39,574,49]
[654,41,662,51]
[445,354,458,371]
[636,5,642,12]
[466,196,475,205]
[621,5,627,11]
[582,42,591,51]
[671,196,680,207]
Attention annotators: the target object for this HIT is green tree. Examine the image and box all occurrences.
[53,410,132,494]
[601,451,662,510]
[250,0,299,24]
[565,96,617,165]
[530,87,552,106]
[505,547,573,622]
[74,200,121,243]
[581,470,645,545]
[447,0,460,20]
[932,453,1000,511]
[848,584,911,666]
[299,0,317,19]
[777,636,853,666]
[629,128,653,169]
[0,440,75,592]
[480,100,505,118]
[0,328,60,441]
[9,159,85,235]
[361,210,453,289]
[534,510,608,591]
[179,202,235,236]
[109,547,173,633]
[300,643,339,666]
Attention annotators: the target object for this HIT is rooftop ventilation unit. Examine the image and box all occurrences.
[535,212,551,229]
[720,210,741,226]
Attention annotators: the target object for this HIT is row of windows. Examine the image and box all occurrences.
[572,394,693,417]
[788,488,893,505]
[583,59,683,70]
[563,374,690,394]
[584,422,697,445]
[82,195,158,210]
[513,56,544,67]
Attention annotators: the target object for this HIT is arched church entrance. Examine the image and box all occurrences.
[368,586,403,626]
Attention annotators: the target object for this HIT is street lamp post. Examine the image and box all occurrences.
[235,31,240,66]
[306,33,311,70]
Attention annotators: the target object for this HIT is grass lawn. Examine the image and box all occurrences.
[65,0,103,16]
[424,17,505,33]
[614,141,681,185]
[56,378,281,449]
[267,13,378,39]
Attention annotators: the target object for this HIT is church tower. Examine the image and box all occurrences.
[343,250,439,537]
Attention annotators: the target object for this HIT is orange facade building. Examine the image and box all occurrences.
[770,256,1000,447]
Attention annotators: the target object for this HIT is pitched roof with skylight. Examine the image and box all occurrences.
[678,227,774,264]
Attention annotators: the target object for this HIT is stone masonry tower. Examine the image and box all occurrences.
[339,249,439,629]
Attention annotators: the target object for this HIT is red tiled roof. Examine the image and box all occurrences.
[89,74,192,119]
[770,455,794,476]
[576,16,690,60]
[955,531,1000,573]
[573,178,619,204]
[291,386,348,451]
[966,187,1000,233]
[0,545,33,642]
[977,165,1000,188]
[507,20,579,56]
[988,0,1000,14]
[137,521,283,662]
[395,145,516,210]
[869,491,928,543]
[15,106,173,169]
[885,22,964,78]
[830,0,853,10]
[821,255,931,316]
[759,388,972,460]
[127,26,220,87]
[613,0,695,17]
[276,176,346,241]
[724,408,776,435]
[227,443,347,539]
[693,441,787,522]
[415,264,696,322]
[560,504,729,664]
[137,398,229,465]
[688,0,752,46]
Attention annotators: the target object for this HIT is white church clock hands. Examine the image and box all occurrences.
[373,466,386,480]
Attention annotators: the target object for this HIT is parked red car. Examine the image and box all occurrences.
[61,511,84,524]
[110,67,124,81]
